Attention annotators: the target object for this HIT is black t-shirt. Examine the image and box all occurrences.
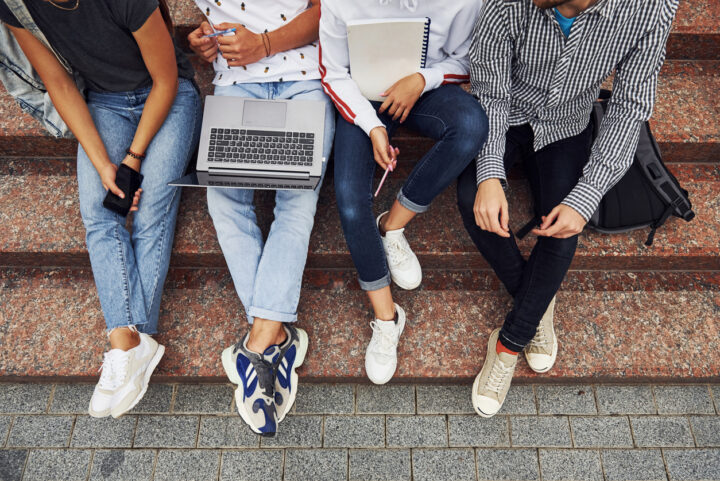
[0,0,194,92]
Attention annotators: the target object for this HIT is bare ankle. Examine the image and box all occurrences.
[109,327,141,351]
[247,319,287,353]
[378,212,389,236]
[373,306,396,322]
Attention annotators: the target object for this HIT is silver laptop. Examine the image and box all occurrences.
[170,95,327,191]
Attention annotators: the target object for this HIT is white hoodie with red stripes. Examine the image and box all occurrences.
[319,0,483,136]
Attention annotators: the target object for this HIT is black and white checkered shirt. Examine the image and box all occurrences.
[470,0,679,220]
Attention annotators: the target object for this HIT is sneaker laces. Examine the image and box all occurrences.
[233,340,275,398]
[97,351,129,391]
[369,321,398,354]
[529,324,547,348]
[486,358,513,394]
[385,235,411,266]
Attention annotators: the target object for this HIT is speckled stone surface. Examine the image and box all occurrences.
[1,267,719,380]
[1,7,718,385]
[1,159,718,270]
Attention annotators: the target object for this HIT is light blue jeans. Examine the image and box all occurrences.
[207,80,335,324]
[77,78,202,334]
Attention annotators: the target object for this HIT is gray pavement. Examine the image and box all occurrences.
[0,383,718,481]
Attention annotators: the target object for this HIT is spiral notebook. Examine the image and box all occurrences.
[347,17,431,102]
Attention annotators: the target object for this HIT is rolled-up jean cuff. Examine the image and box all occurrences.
[247,306,298,324]
[499,330,525,353]
[397,190,430,214]
[106,322,147,335]
[359,272,392,292]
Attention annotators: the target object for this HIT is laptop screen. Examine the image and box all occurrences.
[242,100,287,129]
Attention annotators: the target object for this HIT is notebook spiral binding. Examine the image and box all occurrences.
[421,17,431,69]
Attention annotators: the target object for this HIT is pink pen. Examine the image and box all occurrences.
[374,145,397,197]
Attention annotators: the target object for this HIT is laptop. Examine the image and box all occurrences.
[169,95,327,191]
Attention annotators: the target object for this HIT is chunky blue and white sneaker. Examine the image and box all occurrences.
[221,334,278,437]
[273,326,309,423]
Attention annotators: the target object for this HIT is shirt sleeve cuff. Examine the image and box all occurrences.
[355,110,385,137]
[418,68,443,95]
[475,156,507,188]
[561,181,604,222]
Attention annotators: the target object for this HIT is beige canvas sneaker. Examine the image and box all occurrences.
[472,328,517,418]
[524,296,558,373]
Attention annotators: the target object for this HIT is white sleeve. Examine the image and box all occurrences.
[416,0,480,94]
[318,2,384,136]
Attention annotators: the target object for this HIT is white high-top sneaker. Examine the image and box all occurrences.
[377,212,422,290]
[365,304,406,385]
[101,333,164,418]
[524,296,558,373]
[472,329,517,418]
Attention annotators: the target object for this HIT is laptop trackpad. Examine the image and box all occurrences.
[242,100,287,129]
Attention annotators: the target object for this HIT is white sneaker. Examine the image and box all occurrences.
[89,350,126,418]
[89,333,164,419]
[377,212,422,290]
[472,329,517,418]
[365,304,406,385]
[524,296,558,373]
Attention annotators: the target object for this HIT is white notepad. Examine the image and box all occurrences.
[347,18,431,102]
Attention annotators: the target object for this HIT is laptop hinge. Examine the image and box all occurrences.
[207,167,311,180]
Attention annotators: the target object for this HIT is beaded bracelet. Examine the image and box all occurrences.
[126,149,146,161]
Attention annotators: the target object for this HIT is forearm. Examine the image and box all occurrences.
[129,78,178,155]
[267,2,320,55]
[46,75,111,171]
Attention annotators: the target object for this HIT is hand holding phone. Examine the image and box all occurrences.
[103,164,144,217]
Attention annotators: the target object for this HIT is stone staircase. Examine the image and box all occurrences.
[0,0,718,383]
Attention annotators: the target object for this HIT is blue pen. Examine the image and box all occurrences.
[203,27,236,38]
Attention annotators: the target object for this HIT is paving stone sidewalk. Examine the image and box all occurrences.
[0,383,718,481]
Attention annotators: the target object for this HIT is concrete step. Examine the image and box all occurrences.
[1,158,718,271]
[1,267,718,381]
[1,59,718,161]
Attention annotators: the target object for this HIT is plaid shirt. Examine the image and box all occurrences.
[470,0,679,220]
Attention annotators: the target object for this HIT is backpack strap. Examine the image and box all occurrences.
[644,204,674,247]
[3,0,72,74]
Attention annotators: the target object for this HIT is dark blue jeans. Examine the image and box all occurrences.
[457,123,593,351]
[335,84,488,291]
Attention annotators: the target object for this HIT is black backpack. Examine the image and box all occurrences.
[517,89,694,246]
[587,89,694,246]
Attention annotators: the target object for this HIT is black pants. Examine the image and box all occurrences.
[456,124,592,351]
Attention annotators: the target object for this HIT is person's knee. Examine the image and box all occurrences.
[538,235,578,260]
[80,200,122,235]
[336,194,365,226]
[274,194,318,234]
[335,183,368,227]
[446,101,489,158]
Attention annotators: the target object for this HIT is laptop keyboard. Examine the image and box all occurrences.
[207,128,315,166]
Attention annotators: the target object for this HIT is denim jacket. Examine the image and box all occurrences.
[0,11,73,138]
